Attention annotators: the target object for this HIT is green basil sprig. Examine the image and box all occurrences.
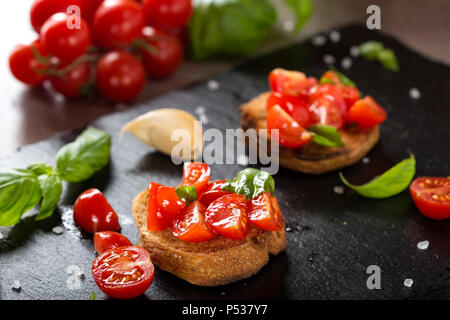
[308,124,344,148]
[359,41,399,72]
[320,67,357,88]
[339,155,416,198]
[0,127,111,226]
[175,186,198,205]
[222,168,275,200]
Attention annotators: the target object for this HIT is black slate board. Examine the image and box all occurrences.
[1,25,450,300]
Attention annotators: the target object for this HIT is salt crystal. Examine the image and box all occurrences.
[283,20,295,32]
[404,278,413,288]
[285,227,293,232]
[312,35,326,46]
[220,292,226,295]
[350,45,360,57]
[11,280,21,291]
[199,114,209,125]
[362,157,370,164]
[195,106,206,115]
[237,154,248,166]
[0,232,4,240]
[417,240,429,250]
[409,88,421,100]
[52,226,64,235]
[207,80,219,91]
[323,54,335,65]
[334,186,344,195]
[341,57,353,69]
[329,30,341,43]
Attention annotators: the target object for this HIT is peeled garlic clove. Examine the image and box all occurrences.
[121,108,203,161]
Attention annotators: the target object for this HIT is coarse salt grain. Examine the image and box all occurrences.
[341,57,352,69]
[195,106,206,115]
[404,278,413,288]
[52,226,64,235]
[417,240,429,250]
[207,80,219,91]
[334,186,344,195]
[199,114,209,125]
[409,88,421,99]
[0,232,3,240]
[11,280,21,291]
[323,54,335,65]
[362,157,370,164]
[312,35,326,46]
[350,45,360,57]
[283,20,295,32]
[329,30,341,43]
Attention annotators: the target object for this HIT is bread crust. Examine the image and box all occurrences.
[240,92,380,174]
[133,190,286,286]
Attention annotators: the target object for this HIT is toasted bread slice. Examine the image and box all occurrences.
[240,92,380,174]
[133,190,286,286]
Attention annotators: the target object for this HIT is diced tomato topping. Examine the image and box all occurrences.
[308,84,347,129]
[340,86,360,110]
[147,182,171,231]
[156,186,186,223]
[198,180,232,207]
[247,192,283,231]
[269,68,317,97]
[267,92,311,127]
[173,201,217,242]
[94,231,133,254]
[410,177,450,220]
[180,162,211,194]
[346,96,387,130]
[205,194,249,240]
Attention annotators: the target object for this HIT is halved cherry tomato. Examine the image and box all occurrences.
[266,92,311,127]
[410,177,450,220]
[9,42,48,86]
[92,246,154,299]
[198,180,232,208]
[173,201,216,242]
[269,68,317,97]
[94,231,133,254]
[142,0,193,28]
[180,162,211,194]
[156,186,186,222]
[340,86,360,110]
[73,188,120,233]
[267,104,312,148]
[308,84,347,129]
[147,182,171,231]
[347,96,387,130]
[247,192,283,231]
[49,61,91,98]
[30,0,81,32]
[205,194,248,240]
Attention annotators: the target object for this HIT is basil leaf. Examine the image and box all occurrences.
[189,0,277,60]
[222,168,275,200]
[0,169,42,226]
[89,291,95,300]
[378,48,399,72]
[339,155,416,199]
[329,66,357,87]
[284,0,313,31]
[56,127,111,183]
[175,186,197,205]
[308,124,344,147]
[359,41,399,72]
[28,163,53,176]
[35,172,62,221]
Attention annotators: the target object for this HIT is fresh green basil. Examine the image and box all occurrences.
[56,127,111,183]
[359,41,399,72]
[339,155,416,198]
[35,172,62,221]
[175,186,198,205]
[89,291,95,300]
[308,124,344,147]
[284,0,313,31]
[330,67,357,87]
[222,168,275,200]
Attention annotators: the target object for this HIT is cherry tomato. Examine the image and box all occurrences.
[173,201,216,242]
[266,92,310,128]
[340,86,360,110]
[346,96,387,130]
[80,0,104,24]
[180,162,211,194]
[156,186,186,222]
[139,27,184,78]
[410,177,450,220]
[267,104,312,148]
[92,246,154,299]
[198,180,232,208]
[147,182,171,231]
[9,42,47,86]
[269,68,317,97]
[93,0,145,49]
[40,13,91,63]
[30,0,81,32]
[73,188,120,233]
[205,194,249,240]
[320,70,341,85]
[94,231,133,254]
[142,0,192,28]
[96,51,146,102]
[247,192,283,231]
[308,84,347,129]
[49,61,91,98]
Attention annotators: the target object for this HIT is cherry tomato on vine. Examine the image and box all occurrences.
[142,0,192,28]
[30,0,81,32]
[80,0,104,24]
[94,231,133,254]
[40,13,91,63]
[247,192,283,231]
[96,51,146,102]
[139,26,184,78]
[410,177,450,220]
[93,0,145,49]
[173,201,216,242]
[92,246,154,299]
[73,188,120,233]
[180,162,211,194]
[346,96,387,130]
[49,61,91,98]
[9,42,48,85]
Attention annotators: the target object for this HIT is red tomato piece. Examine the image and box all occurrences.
[180,162,211,194]
[247,192,283,231]
[198,180,232,208]
[173,201,217,242]
[93,0,145,49]
[205,194,249,240]
[49,61,91,98]
[40,13,91,63]
[269,68,317,97]
[30,0,81,32]
[321,70,341,85]
[9,42,48,86]
[147,182,171,231]
[340,86,360,110]
[139,27,184,78]
[267,104,312,148]
[92,246,154,299]
[410,177,450,220]
[142,0,193,28]
[346,96,387,130]
[266,92,310,127]
[94,231,133,254]
[156,186,186,223]
[308,84,347,129]
[73,188,120,233]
